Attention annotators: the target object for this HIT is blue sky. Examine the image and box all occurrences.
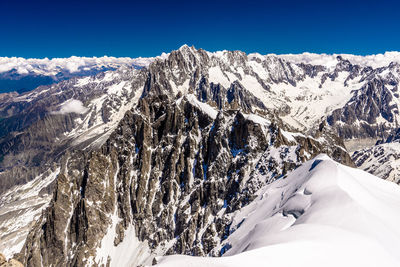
[0,0,399,58]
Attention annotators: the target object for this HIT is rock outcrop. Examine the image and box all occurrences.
[0,253,23,267]
[18,92,352,266]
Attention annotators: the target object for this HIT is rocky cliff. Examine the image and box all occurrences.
[17,92,352,266]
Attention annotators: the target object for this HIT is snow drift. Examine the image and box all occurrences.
[156,154,400,267]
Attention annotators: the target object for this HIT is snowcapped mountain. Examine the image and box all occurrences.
[155,155,400,267]
[1,45,400,265]
[0,55,165,94]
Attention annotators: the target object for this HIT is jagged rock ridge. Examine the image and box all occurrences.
[18,93,352,266]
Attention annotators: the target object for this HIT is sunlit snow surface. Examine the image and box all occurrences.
[0,168,60,258]
[156,154,400,267]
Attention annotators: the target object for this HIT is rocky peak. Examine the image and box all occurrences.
[17,88,353,266]
[335,55,359,72]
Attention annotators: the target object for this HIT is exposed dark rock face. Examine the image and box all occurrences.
[18,92,352,266]
[326,60,400,140]
[381,127,400,144]
[0,113,76,191]
[0,66,148,194]
[328,78,396,139]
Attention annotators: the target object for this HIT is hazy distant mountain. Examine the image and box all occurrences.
[0,55,165,94]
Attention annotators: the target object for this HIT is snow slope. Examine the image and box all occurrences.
[0,168,60,258]
[156,154,400,267]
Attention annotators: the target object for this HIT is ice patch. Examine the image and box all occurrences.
[186,94,218,119]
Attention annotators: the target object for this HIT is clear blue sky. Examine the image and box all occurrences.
[0,0,398,58]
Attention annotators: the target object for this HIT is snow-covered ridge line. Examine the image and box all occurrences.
[177,43,400,69]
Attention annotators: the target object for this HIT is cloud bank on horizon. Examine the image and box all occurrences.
[2,49,400,76]
[0,55,162,75]
[275,51,400,69]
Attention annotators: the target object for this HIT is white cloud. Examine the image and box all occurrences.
[53,99,88,114]
[274,51,400,69]
[0,55,160,75]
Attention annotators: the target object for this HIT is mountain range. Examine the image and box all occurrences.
[0,55,163,94]
[1,45,400,266]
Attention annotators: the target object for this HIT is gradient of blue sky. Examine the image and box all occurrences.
[0,0,398,58]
